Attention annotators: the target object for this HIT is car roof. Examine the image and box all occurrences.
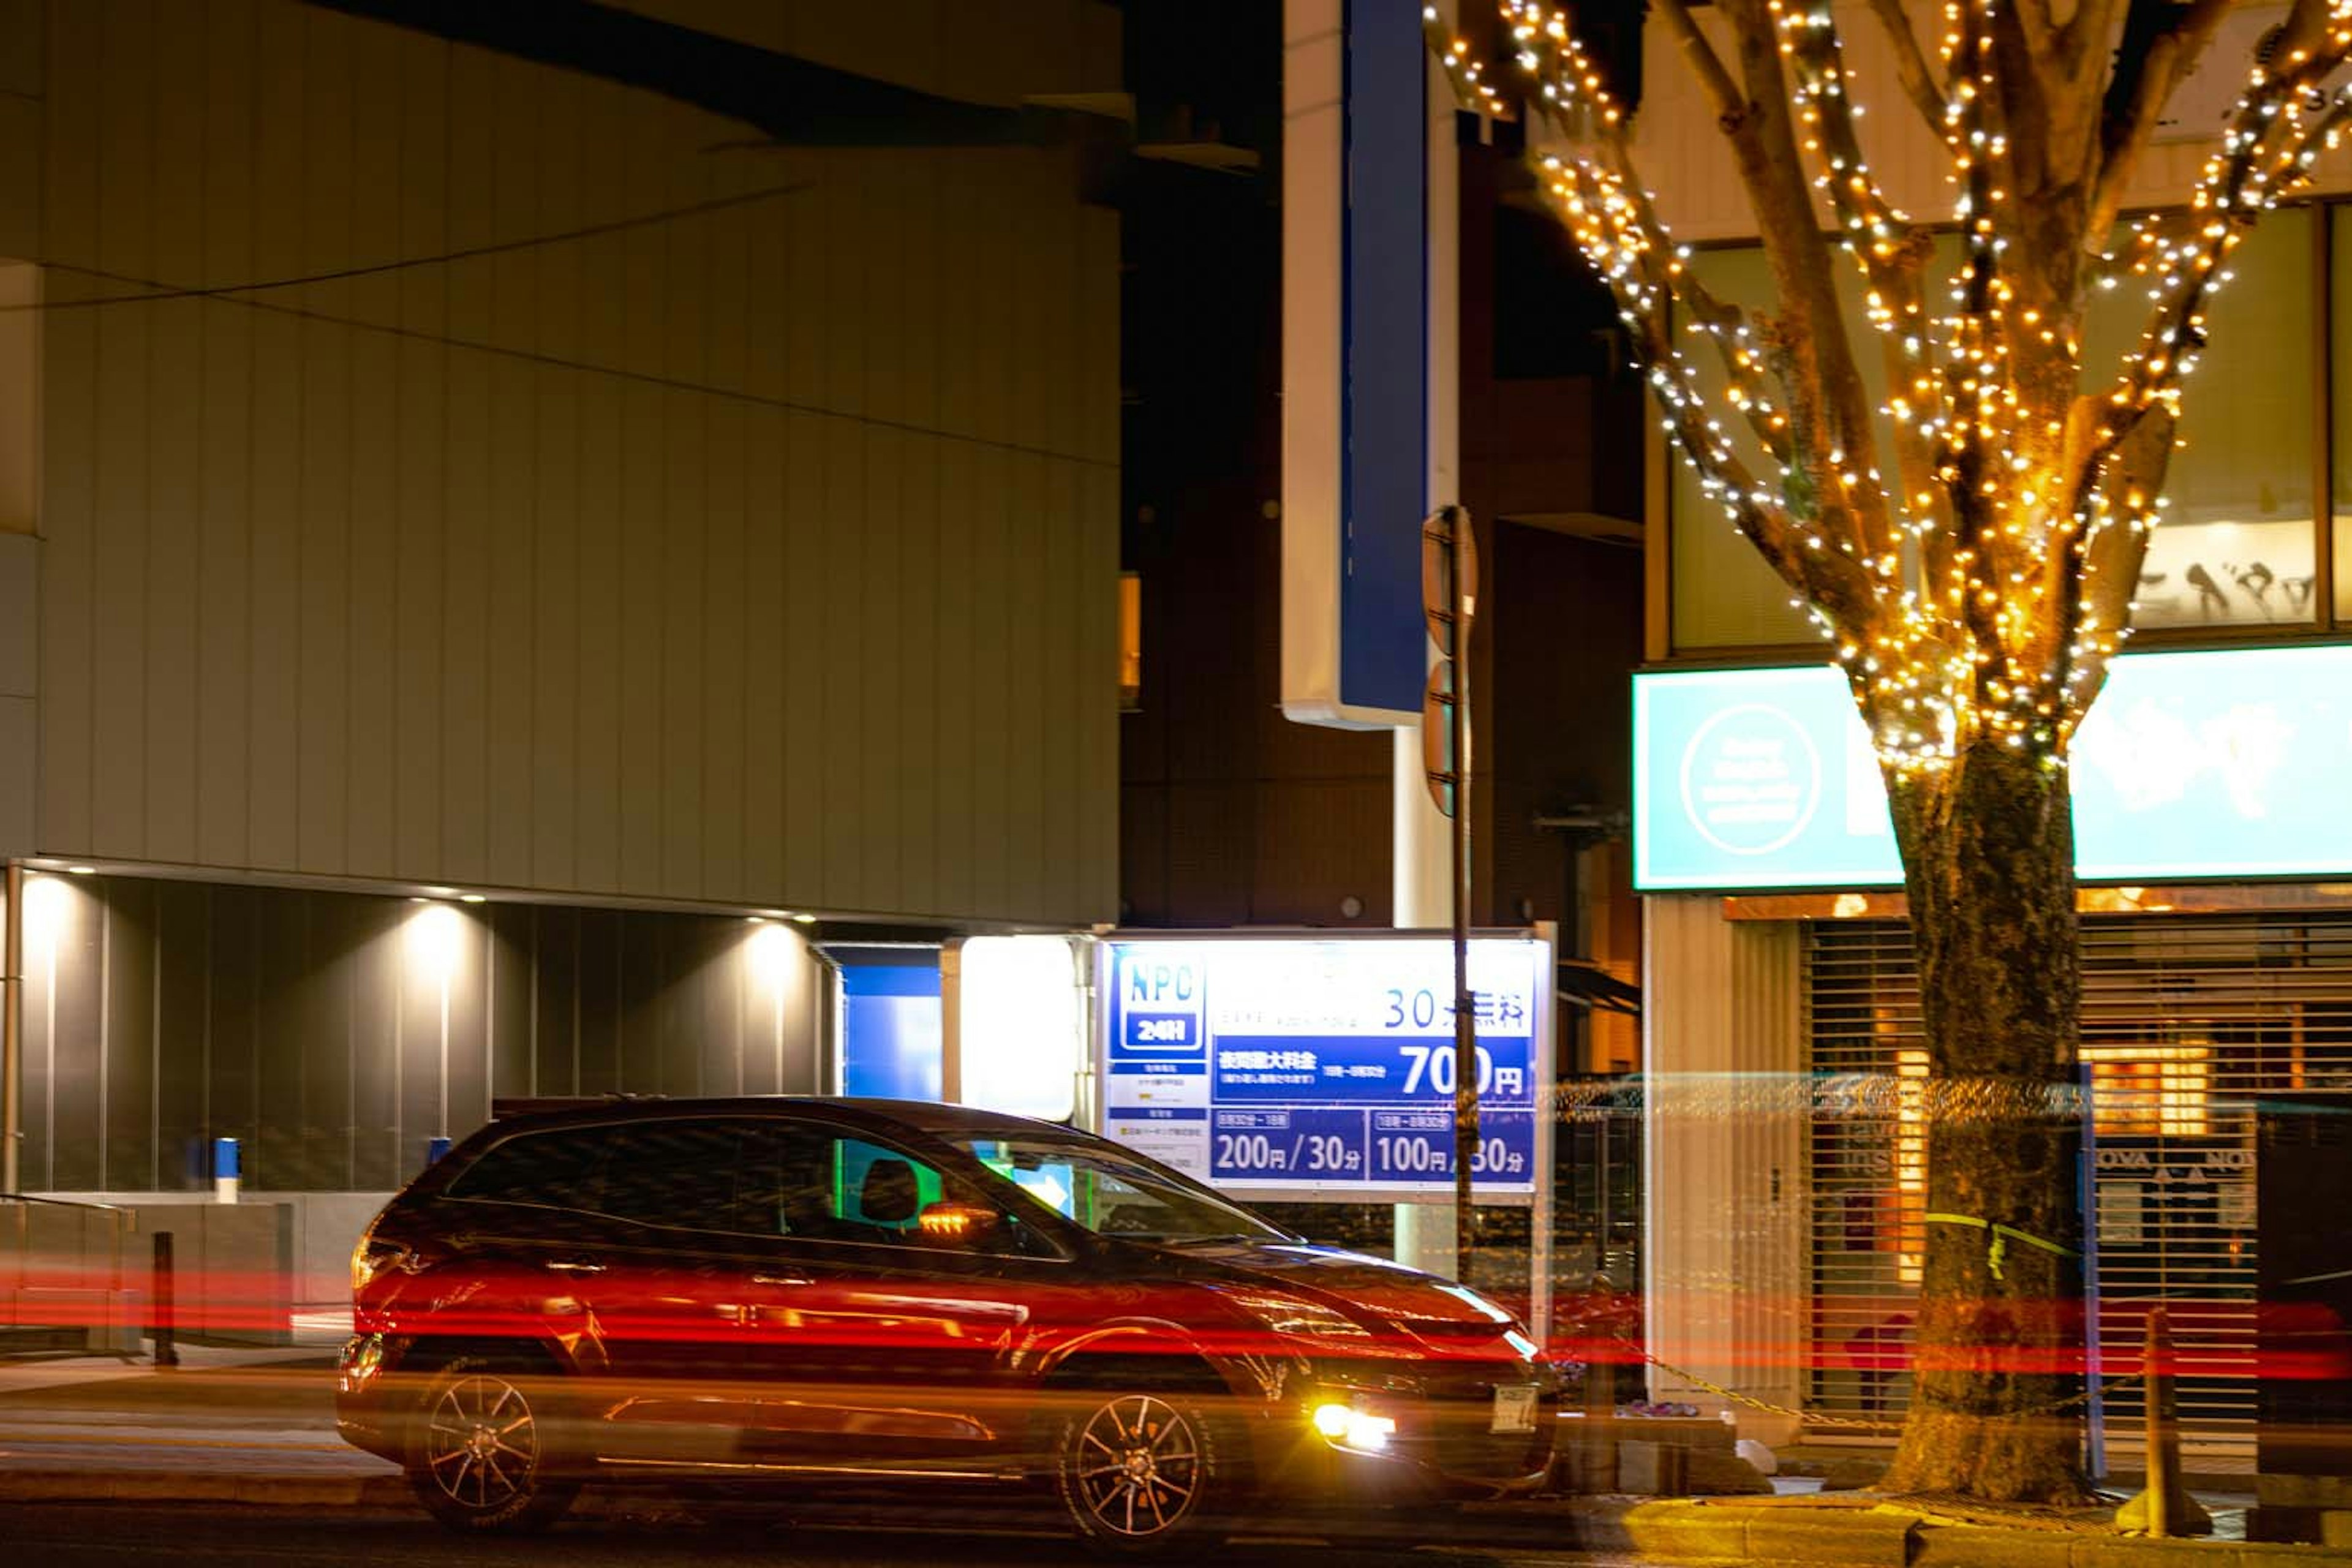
[481,1094,1079,1142]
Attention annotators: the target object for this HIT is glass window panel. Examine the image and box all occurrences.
[1669,238,1964,649]
[1670,246,1814,650]
[2086,207,2315,631]
[1676,216,2318,645]
[2329,205,2352,624]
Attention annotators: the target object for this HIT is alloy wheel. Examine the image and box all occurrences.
[423,1372,541,1510]
[1071,1393,1202,1538]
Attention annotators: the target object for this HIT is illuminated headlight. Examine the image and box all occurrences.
[1310,1400,1396,1453]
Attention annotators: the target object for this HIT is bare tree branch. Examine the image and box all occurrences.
[1778,4,1950,551]
[2089,0,2245,243]
[1718,0,1903,564]
[1552,158,1883,631]
[1862,0,1953,137]
[2060,408,2174,730]
[1653,0,1749,128]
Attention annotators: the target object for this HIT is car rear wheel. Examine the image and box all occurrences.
[407,1356,578,1534]
[1054,1387,1231,1558]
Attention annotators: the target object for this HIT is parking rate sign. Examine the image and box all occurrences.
[1098,937,1545,1199]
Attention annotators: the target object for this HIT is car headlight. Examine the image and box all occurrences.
[1212,1287,1372,1341]
[1310,1400,1395,1452]
[349,1234,420,1295]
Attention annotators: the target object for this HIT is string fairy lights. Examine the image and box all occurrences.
[1430,0,2352,778]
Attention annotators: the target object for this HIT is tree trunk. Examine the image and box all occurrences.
[1878,737,2094,1503]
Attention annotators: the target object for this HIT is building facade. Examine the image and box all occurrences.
[1630,2,2352,1463]
[0,0,1122,1272]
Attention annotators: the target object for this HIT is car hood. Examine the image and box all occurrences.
[1136,1235,1533,1352]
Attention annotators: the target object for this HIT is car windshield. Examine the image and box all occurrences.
[955,1134,1291,1242]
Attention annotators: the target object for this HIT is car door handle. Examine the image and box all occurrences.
[751,1271,812,1287]
[543,1259,607,1275]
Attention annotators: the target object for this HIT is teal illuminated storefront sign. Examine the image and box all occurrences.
[1634,644,2352,891]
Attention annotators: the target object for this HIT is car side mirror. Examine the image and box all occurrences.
[917,1200,1003,1248]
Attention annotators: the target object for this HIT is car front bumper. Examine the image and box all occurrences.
[332,1332,409,1464]
[1246,1363,1558,1504]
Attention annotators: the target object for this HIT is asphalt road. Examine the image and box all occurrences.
[0,1501,1669,1567]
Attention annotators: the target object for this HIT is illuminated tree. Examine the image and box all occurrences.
[1435,0,2352,1502]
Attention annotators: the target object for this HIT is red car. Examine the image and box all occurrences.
[336,1097,1558,1555]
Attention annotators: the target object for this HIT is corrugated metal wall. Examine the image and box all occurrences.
[15,871,824,1195]
[12,0,1120,927]
[1806,913,2352,1461]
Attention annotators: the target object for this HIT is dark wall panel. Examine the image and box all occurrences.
[252,891,311,1189]
[488,903,533,1100]
[619,912,663,1096]
[48,882,104,1190]
[441,911,489,1152]
[155,881,211,1189]
[576,908,621,1096]
[352,899,401,1190]
[209,888,260,1186]
[20,875,822,1193]
[532,906,579,1098]
[102,881,157,1190]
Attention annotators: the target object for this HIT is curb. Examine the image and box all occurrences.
[0,1469,409,1508]
[1544,1502,2352,1566]
[4,1473,2349,1564]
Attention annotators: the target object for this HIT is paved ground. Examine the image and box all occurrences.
[0,1499,1679,1567]
[0,1349,2335,1565]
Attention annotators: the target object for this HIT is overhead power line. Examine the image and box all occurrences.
[1,179,815,315]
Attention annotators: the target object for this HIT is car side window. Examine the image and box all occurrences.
[739,1123,1049,1254]
[595,1119,765,1235]
[738,1126,943,1245]
[443,1128,606,1212]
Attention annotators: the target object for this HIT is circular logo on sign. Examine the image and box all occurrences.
[1678,703,1822,856]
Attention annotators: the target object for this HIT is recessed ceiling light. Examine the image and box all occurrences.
[791,912,816,924]
[424,886,458,897]
[458,894,486,904]
[66,865,96,876]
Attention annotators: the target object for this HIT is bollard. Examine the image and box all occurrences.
[212,1137,240,1204]
[2117,1307,2211,1536]
[150,1230,179,1368]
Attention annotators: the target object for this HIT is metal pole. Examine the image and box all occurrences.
[151,1229,179,1368]
[1450,509,1478,1275]
[2,859,21,1195]
[1529,921,1558,1355]
[2119,1305,2212,1536]
[2079,1060,2106,1480]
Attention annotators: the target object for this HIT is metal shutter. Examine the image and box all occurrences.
[1803,911,2352,1462]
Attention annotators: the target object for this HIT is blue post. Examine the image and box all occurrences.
[212,1137,240,1204]
[2079,1062,2105,1481]
[426,1136,451,1166]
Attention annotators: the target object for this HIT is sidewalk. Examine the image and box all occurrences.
[0,1344,401,1505]
[0,1349,2343,1564]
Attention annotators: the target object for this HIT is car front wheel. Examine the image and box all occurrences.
[1054,1387,1232,1557]
[407,1355,578,1535]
